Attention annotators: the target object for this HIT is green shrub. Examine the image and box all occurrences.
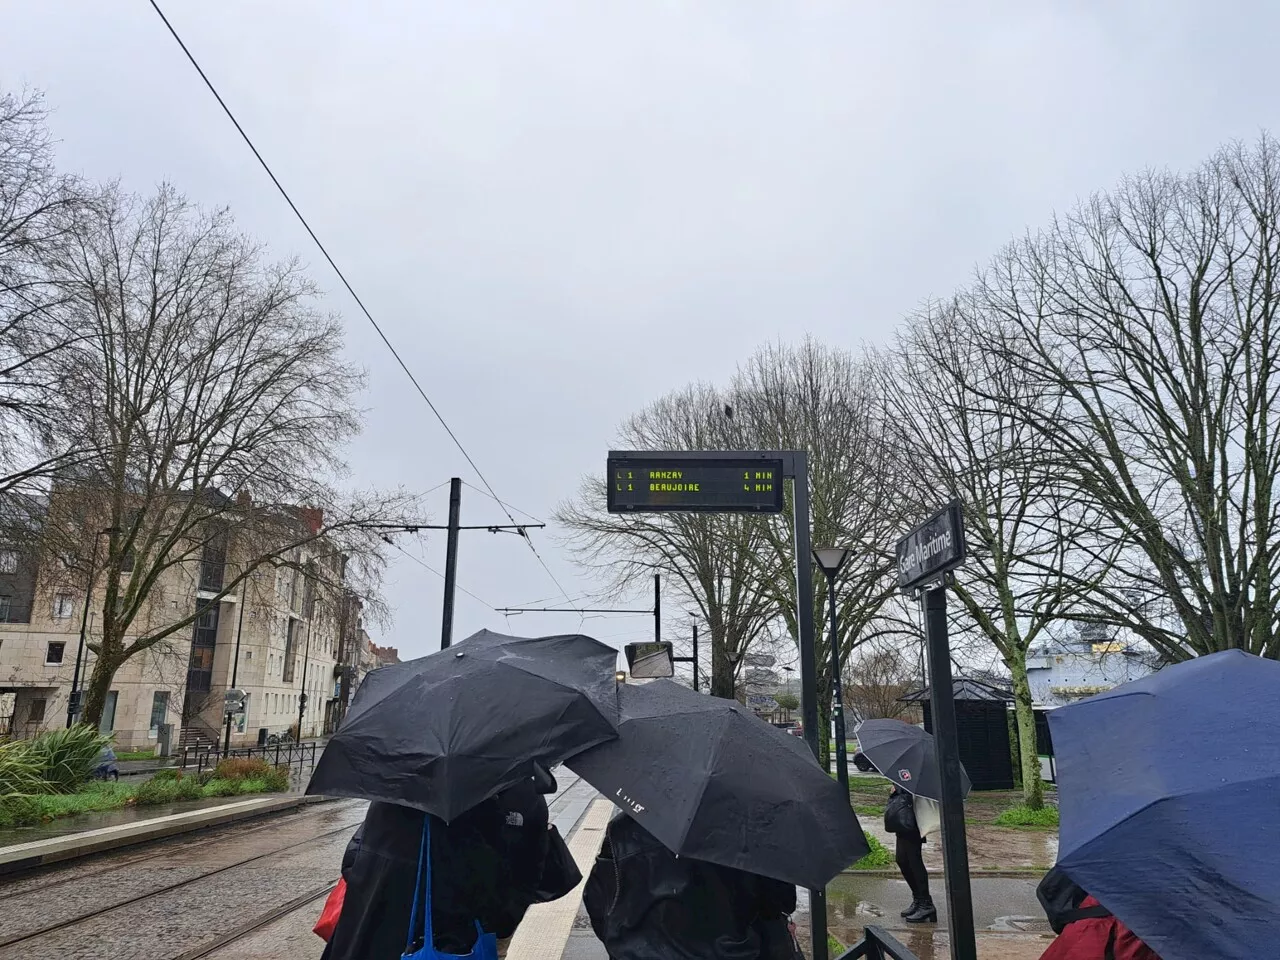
[828,935,844,957]
[151,768,181,782]
[263,766,291,792]
[174,776,205,801]
[0,738,45,800]
[0,794,42,828]
[134,776,181,806]
[994,804,1060,828]
[214,757,273,782]
[237,778,268,794]
[201,778,241,798]
[27,725,112,793]
[851,833,896,869]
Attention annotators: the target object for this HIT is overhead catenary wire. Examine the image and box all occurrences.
[146,0,580,612]
[383,535,493,610]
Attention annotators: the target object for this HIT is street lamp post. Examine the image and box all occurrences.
[813,546,852,796]
[297,594,319,740]
[223,571,253,755]
[67,526,121,728]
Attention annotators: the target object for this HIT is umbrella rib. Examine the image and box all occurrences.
[674,713,730,853]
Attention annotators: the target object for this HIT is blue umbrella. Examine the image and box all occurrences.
[1049,649,1280,960]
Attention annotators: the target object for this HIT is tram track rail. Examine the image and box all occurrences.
[0,797,364,897]
[0,822,358,952]
[1,770,586,959]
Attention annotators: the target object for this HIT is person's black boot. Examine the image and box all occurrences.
[905,898,937,924]
[899,899,920,918]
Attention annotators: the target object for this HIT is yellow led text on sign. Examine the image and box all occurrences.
[614,468,635,493]
[646,468,699,493]
[743,469,775,494]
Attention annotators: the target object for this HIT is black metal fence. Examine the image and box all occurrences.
[179,739,318,775]
[836,926,921,960]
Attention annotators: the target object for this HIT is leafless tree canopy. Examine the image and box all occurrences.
[0,90,87,494]
[6,176,420,726]
[555,383,777,698]
[958,135,1280,661]
[557,340,907,720]
[843,640,917,724]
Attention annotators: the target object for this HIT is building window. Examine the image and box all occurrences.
[282,621,298,683]
[0,549,17,574]
[0,596,11,622]
[29,697,47,724]
[46,641,66,665]
[53,593,74,619]
[149,691,169,736]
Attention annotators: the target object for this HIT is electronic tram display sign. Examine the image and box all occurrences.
[606,456,785,514]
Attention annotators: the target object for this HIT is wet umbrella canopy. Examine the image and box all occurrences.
[308,629,618,821]
[567,679,869,888]
[1050,649,1280,960]
[855,718,972,801]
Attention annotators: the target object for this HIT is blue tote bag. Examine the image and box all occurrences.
[402,819,499,960]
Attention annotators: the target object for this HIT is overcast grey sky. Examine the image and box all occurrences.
[5,1,1278,661]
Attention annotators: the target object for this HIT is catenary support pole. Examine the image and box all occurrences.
[440,478,462,649]
[67,545,99,728]
[654,573,661,644]
[691,621,699,692]
[924,583,977,960]
[791,452,827,960]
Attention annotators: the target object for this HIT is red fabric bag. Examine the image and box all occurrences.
[1038,896,1161,960]
[313,877,346,942]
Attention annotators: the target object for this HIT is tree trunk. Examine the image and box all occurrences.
[81,650,123,729]
[710,629,736,699]
[1008,654,1044,809]
[817,697,831,771]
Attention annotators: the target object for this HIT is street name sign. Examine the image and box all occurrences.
[607,455,784,514]
[896,500,966,591]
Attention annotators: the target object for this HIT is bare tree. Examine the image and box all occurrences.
[970,135,1280,662]
[843,638,917,724]
[38,184,419,726]
[556,384,777,698]
[0,88,88,494]
[881,297,1112,808]
[730,339,905,764]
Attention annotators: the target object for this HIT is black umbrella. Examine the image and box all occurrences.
[308,629,618,821]
[567,679,869,888]
[855,718,971,801]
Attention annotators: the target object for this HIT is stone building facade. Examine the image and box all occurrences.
[0,507,367,752]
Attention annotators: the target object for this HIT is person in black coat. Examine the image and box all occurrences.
[884,785,934,924]
[584,810,800,960]
[324,770,570,960]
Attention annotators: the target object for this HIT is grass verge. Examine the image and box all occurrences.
[0,764,291,829]
[993,804,1060,828]
[851,833,896,869]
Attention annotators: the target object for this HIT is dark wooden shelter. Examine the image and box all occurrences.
[901,678,1016,791]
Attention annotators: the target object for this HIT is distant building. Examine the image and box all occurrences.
[0,493,359,751]
[1025,624,1161,708]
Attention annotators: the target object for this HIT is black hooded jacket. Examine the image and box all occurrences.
[584,812,798,960]
[324,778,553,959]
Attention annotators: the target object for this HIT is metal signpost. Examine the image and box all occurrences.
[606,450,827,960]
[895,500,974,960]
